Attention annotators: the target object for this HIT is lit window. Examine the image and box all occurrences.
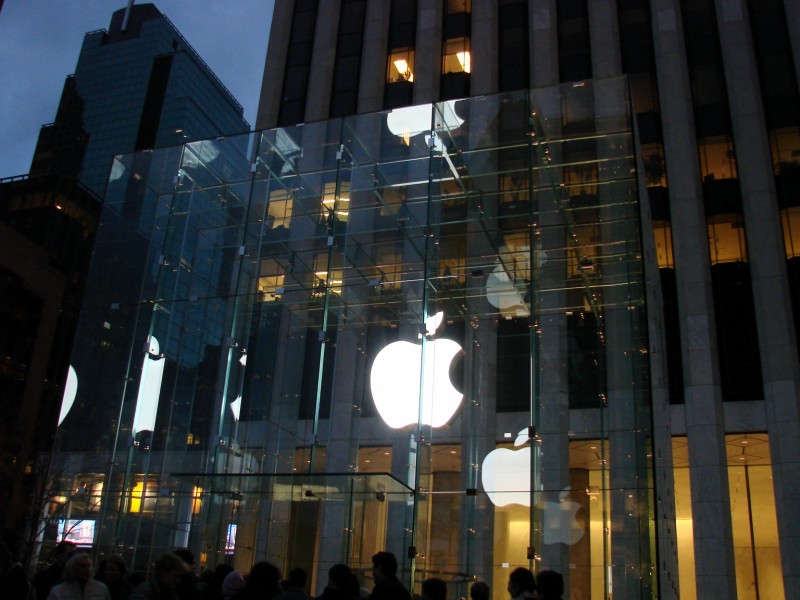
[321,181,350,223]
[266,189,293,229]
[653,221,674,269]
[130,481,144,513]
[387,49,415,83]
[258,258,286,302]
[781,207,800,258]
[445,0,471,14]
[707,214,748,264]
[698,136,738,181]
[442,38,471,74]
[192,486,203,515]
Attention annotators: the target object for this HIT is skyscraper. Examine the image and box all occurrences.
[30,3,250,197]
[41,2,800,600]
[3,2,250,552]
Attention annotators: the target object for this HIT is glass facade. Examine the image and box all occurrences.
[48,79,655,599]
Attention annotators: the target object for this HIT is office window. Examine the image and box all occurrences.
[387,48,415,83]
[445,0,470,14]
[442,37,471,74]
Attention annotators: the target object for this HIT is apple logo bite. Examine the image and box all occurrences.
[370,311,464,429]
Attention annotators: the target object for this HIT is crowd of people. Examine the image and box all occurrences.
[2,536,565,600]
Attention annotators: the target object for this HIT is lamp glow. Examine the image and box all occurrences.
[369,312,464,428]
[456,51,471,73]
[131,336,165,435]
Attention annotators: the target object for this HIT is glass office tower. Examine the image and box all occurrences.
[47,78,656,600]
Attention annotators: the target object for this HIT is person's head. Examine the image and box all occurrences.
[153,552,190,590]
[421,578,447,600]
[247,561,282,597]
[222,570,245,600]
[328,563,352,591]
[54,541,78,566]
[469,581,490,600]
[64,553,94,585]
[371,551,398,583]
[98,555,127,583]
[173,548,196,579]
[535,570,564,600]
[507,567,536,598]
[286,567,307,590]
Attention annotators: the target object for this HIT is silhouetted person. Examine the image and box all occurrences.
[535,571,564,600]
[468,581,489,600]
[507,568,536,600]
[421,578,446,600]
[369,552,411,600]
[221,571,244,600]
[131,553,191,600]
[202,564,233,600]
[173,549,201,600]
[1,527,34,599]
[33,540,78,600]
[276,568,311,600]
[317,564,360,600]
[235,561,281,600]
[48,553,111,599]
[97,555,134,600]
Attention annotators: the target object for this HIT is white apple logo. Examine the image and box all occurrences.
[370,312,464,428]
[481,430,585,545]
[481,428,531,507]
[541,487,585,545]
[58,365,78,427]
[131,336,166,435]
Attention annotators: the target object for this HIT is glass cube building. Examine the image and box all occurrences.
[47,78,661,599]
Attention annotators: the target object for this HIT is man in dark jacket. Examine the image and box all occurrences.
[368,552,411,600]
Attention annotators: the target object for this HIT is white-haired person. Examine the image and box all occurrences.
[48,552,111,600]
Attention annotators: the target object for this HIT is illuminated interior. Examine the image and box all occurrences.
[387,49,415,83]
[672,434,784,600]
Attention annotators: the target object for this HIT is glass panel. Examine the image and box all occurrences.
[45,80,654,598]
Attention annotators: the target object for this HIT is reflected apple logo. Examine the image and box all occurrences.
[58,365,78,426]
[541,488,585,545]
[481,429,585,545]
[370,312,464,428]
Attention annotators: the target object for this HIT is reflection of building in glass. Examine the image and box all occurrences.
[3,2,251,554]
[254,2,800,599]
[30,3,250,197]
[47,81,658,599]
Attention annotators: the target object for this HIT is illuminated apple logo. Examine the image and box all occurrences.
[58,365,78,427]
[370,312,464,428]
[480,428,531,507]
[541,487,585,545]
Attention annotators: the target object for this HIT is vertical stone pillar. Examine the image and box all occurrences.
[650,1,737,597]
[715,1,800,596]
